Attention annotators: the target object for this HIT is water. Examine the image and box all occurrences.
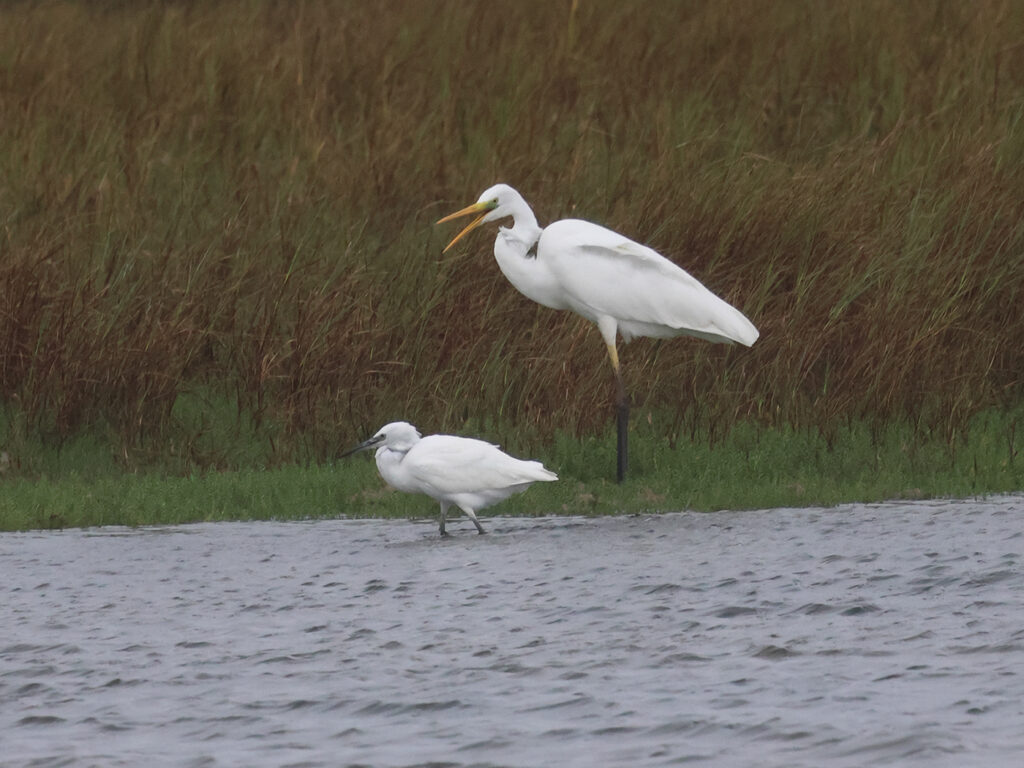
[2,497,1023,767]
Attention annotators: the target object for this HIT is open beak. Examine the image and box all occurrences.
[436,200,495,253]
[340,434,385,458]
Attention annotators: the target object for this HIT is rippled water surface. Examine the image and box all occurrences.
[3,497,1024,767]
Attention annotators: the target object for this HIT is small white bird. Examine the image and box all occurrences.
[342,421,557,536]
[438,183,759,482]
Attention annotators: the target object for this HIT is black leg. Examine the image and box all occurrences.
[462,508,486,535]
[615,370,629,483]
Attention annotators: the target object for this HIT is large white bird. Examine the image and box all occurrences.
[342,421,557,536]
[437,183,759,482]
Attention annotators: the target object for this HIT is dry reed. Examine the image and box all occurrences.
[1,0,1023,465]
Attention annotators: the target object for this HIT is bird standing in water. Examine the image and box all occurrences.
[437,184,759,482]
[342,421,557,536]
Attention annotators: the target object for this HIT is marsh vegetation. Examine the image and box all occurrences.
[1,1,1022,528]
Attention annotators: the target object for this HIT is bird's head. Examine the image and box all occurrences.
[437,183,524,253]
[341,421,421,457]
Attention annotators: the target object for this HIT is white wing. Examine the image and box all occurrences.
[540,219,759,345]
[403,435,557,497]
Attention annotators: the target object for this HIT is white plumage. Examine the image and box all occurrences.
[437,183,759,481]
[342,421,557,536]
[537,218,759,346]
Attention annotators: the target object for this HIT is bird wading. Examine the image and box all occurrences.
[342,422,557,536]
[438,184,759,482]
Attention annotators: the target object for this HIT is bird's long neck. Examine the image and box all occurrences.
[493,197,566,310]
[374,444,417,492]
[506,197,542,250]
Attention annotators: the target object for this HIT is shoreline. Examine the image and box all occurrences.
[3,409,1020,532]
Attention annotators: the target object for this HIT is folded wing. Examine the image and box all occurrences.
[540,219,759,346]
[404,435,557,497]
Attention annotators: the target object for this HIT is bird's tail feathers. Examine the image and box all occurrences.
[525,461,558,482]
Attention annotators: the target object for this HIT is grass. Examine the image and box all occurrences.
[1,1,1023,528]
[1,403,1020,532]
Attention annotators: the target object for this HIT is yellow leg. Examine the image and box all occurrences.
[606,340,628,404]
[606,338,620,374]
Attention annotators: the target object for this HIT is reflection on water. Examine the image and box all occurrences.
[2,496,1023,767]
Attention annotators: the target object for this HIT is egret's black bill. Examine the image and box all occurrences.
[340,434,385,458]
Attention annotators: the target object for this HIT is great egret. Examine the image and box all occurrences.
[342,421,557,536]
[437,183,759,482]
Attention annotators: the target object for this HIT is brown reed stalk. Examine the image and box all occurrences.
[0,0,1022,464]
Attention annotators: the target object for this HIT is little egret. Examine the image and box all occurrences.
[342,421,557,536]
[438,183,759,483]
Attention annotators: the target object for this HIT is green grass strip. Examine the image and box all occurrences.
[2,409,1020,532]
